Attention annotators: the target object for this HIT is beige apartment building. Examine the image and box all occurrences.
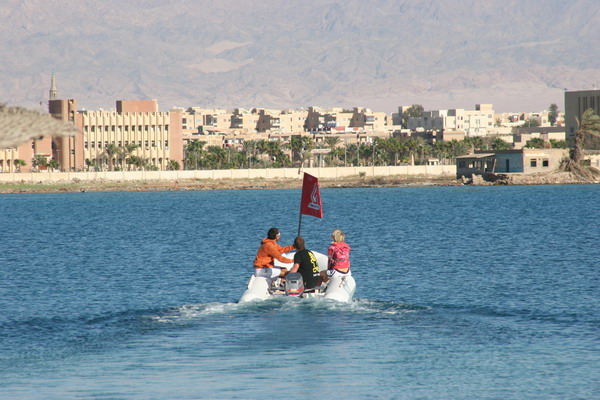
[305,107,389,133]
[79,100,183,170]
[408,104,495,136]
[0,136,54,173]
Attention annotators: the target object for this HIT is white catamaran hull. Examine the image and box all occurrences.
[239,251,356,303]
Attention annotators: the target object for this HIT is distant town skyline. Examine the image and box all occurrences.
[2,0,600,113]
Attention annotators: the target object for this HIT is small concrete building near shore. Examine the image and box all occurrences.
[456,149,568,178]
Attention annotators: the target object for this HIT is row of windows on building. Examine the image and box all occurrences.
[530,159,550,167]
[458,158,551,169]
[83,125,170,133]
[84,140,169,150]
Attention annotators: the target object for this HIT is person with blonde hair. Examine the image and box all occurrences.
[321,229,351,283]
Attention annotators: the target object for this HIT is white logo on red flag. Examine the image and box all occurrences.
[308,184,320,210]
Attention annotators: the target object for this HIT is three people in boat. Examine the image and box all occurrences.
[253,227,352,288]
[253,227,295,281]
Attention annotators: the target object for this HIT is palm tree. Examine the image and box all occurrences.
[265,140,290,167]
[104,143,121,171]
[324,136,341,166]
[122,143,139,171]
[490,137,512,150]
[85,158,98,171]
[128,155,149,170]
[206,145,227,169]
[324,137,341,152]
[48,159,60,171]
[573,108,600,163]
[13,159,26,172]
[387,138,407,165]
[448,140,469,160]
[184,140,206,170]
[241,139,259,168]
[432,141,450,164]
[289,136,314,167]
[404,137,426,165]
[167,160,180,170]
[464,136,485,152]
[345,143,359,166]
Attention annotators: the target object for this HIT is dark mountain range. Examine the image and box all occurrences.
[2,0,599,113]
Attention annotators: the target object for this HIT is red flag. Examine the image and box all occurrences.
[300,173,323,218]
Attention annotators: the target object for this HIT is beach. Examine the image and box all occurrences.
[0,174,463,193]
[0,170,595,194]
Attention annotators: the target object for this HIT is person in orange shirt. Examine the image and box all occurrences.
[253,227,295,282]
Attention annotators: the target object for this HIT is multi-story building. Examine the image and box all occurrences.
[231,108,260,133]
[564,89,600,140]
[408,104,495,136]
[1,76,77,173]
[77,100,183,171]
[305,107,390,133]
[0,136,54,173]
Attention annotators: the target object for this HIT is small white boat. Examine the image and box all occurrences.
[239,251,356,303]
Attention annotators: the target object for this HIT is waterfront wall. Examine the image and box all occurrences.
[0,165,457,183]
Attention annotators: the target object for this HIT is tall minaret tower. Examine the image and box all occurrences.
[49,73,57,100]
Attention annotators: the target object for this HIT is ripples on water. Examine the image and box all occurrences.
[1,185,599,399]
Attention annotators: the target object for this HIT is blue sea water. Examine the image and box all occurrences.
[1,184,599,399]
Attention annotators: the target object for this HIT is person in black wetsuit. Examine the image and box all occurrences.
[288,236,320,289]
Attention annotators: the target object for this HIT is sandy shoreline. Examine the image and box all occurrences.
[0,175,463,194]
[0,171,595,194]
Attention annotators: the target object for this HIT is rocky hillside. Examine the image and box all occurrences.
[2,0,600,112]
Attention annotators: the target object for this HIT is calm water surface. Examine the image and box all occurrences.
[1,185,599,399]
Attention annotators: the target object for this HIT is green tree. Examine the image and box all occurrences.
[432,141,450,164]
[206,145,227,169]
[323,137,342,166]
[167,160,180,170]
[525,138,546,149]
[549,139,567,149]
[522,118,540,128]
[290,136,315,167]
[32,154,48,171]
[85,158,100,171]
[47,158,60,171]
[403,136,427,165]
[463,136,485,153]
[548,104,559,127]
[13,159,26,172]
[448,140,469,159]
[241,139,259,168]
[184,140,207,170]
[122,143,140,170]
[490,137,512,150]
[401,104,424,128]
[104,143,121,171]
[264,141,286,166]
[128,155,149,170]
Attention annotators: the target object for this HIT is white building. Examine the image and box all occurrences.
[408,104,495,136]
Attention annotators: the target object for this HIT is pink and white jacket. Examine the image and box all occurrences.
[328,242,351,270]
